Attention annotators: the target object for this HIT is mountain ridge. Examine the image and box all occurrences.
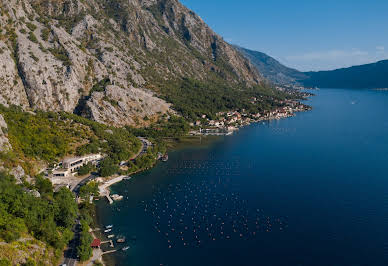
[237,46,388,89]
[234,46,307,85]
[302,59,388,89]
[0,0,263,127]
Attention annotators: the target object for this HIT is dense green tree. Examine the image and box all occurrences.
[77,220,93,262]
[0,259,11,266]
[77,163,96,176]
[54,187,78,228]
[35,175,53,198]
[79,182,99,200]
[99,157,119,177]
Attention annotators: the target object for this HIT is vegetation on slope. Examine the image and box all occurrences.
[0,171,76,264]
[0,105,142,174]
[158,78,293,120]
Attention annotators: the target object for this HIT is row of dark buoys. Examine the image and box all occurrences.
[164,160,242,176]
[140,177,287,249]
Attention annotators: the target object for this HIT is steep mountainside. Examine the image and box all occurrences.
[302,60,388,89]
[235,46,307,85]
[0,0,262,127]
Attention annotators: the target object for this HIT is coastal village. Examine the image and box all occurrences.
[189,98,312,136]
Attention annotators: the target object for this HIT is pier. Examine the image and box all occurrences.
[99,176,131,204]
[101,240,114,248]
[106,195,113,204]
[102,249,118,255]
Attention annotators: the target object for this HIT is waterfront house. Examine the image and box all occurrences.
[91,238,101,248]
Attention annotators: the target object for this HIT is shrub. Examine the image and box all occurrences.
[25,22,37,31]
[28,32,38,43]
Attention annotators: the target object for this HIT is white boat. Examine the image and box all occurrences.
[107,234,115,238]
[122,246,130,251]
[105,225,113,229]
[104,229,112,233]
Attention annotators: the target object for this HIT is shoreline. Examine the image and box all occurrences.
[93,105,313,266]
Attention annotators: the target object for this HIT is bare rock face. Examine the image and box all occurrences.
[0,0,263,126]
[0,41,30,108]
[9,165,32,184]
[0,114,11,151]
[84,85,171,127]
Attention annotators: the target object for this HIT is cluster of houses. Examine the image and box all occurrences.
[190,100,311,136]
[50,154,103,184]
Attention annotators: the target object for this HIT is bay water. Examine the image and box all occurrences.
[96,88,388,266]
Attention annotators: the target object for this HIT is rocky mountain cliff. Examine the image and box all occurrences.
[0,0,262,126]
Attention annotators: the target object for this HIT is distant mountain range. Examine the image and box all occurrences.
[234,46,308,86]
[237,46,388,89]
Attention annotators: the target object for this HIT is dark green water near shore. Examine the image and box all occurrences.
[96,88,388,266]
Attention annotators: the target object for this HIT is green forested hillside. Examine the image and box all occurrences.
[0,172,76,264]
[159,78,291,120]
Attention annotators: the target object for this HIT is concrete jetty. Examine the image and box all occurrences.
[102,249,117,255]
[99,176,132,204]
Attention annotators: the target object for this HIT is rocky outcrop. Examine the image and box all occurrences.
[9,165,32,184]
[84,85,171,127]
[0,114,11,151]
[0,41,30,108]
[0,0,262,126]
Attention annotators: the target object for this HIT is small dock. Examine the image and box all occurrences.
[102,249,118,255]
[106,195,113,204]
[101,240,114,248]
[99,176,127,204]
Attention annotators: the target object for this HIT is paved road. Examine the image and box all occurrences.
[62,220,80,266]
[71,174,97,194]
[137,137,152,157]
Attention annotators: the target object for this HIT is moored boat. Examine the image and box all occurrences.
[117,237,126,243]
[162,154,169,162]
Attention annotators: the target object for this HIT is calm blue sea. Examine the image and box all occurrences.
[96,88,388,266]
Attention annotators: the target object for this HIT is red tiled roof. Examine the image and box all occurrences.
[91,238,101,247]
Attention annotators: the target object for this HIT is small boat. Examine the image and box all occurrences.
[104,229,112,233]
[105,225,113,229]
[161,154,169,162]
[122,246,130,251]
[107,235,115,239]
[117,237,126,243]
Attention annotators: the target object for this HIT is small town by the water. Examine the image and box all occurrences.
[0,1,386,266]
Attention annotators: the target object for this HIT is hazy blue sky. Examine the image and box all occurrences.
[180,0,388,71]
